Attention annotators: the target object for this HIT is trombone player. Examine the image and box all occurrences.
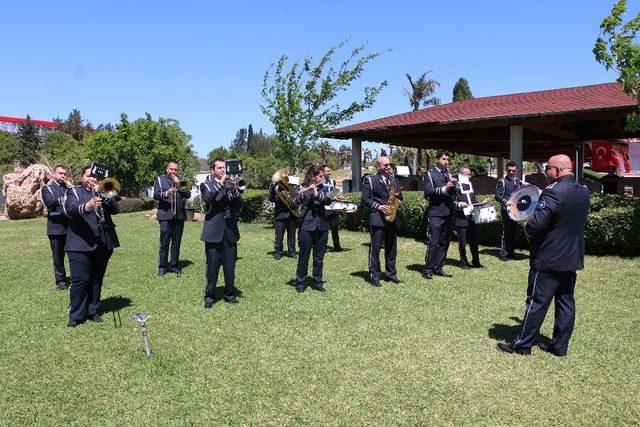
[153,160,191,276]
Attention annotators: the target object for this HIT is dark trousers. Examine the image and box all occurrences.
[67,247,113,321]
[500,212,517,258]
[296,229,328,288]
[424,216,452,274]
[456,221,479,266]
[48,234,67,285]
[328,214,341,249]
[513,269,577,355]
[204,240,237,303]
[368,224,397,281]
[274,218,296,255]
[158,219,184,270]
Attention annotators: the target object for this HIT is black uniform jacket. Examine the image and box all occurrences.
[454,185,478,228]
[268,182,300,221]
[63,186,120,251]
[294,188,332,232]
[361,173,404,228]
[41,180,69,235]
[495,176,523,211]
[153,174,191,221]
[200,178,242,243]
[424,167,455,217]
[524,175,590,272]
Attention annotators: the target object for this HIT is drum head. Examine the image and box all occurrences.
[507,186,540,222]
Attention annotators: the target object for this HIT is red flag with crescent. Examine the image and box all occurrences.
[591,141,612,171]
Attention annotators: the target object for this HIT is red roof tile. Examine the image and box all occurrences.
[0,116,60,128]
[326,82,637,137]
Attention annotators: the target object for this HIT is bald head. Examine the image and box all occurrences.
[545,154,573,183]
[376,156,393,176]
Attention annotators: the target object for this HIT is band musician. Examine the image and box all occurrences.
[495,161,523,261]
[200,158,242,308]
[63,165,120,327]
[41,164,70,290]
[268,178,298,260]
[454,167,486,269]
[322,165,343,252]
[361,157,403,286]
[153,160,191,276]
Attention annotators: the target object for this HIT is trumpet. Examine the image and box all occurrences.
[227,175,247,191]
[176,178,191,192]
[98,177,120,198]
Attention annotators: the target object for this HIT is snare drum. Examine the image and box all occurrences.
[472,204,498,224]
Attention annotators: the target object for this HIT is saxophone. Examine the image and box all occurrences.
[384,176,401,222]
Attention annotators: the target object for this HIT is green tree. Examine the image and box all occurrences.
[249,132,277,157]
[41,131,88,178]
[0,131,20,165]
[452,77,474,102]
[247,124,255,149]
[231,128,248,153]
[207,146,230,165]
[594,0,640,131]
[261,39,388,171]
[16,115,41,166]
[402,71,441,111]
[57,108,93,141]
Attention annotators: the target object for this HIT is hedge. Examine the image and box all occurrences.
[118,197,155,213]
[230,190,639,257]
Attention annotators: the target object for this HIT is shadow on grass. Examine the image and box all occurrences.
[178,259,194,269]
[479,248,529,260]
[350,270,369,282]
[101,295,133,328]
[488,316,551,343]
[327,246,352,253]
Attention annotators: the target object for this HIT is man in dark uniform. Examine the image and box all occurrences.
[361,156,403,286]
[268,178,298,260]
[201,158,242,308]
[153,160,191,276]
[453,167,484,269]
[322,165,343,252]
[497,154,590,356]
[495,161,524,261]
[423,149,456,280]
[63,165,120,328]
[41,165,70,290]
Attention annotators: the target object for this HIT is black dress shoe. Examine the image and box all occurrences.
[157,268,167,276]
[460,264,471,270]
[89,315,103,323]
[56,282,67,290]
[538,342,565,357]
[385,276,401,284]
[314,285,326,292]
[296,286,305,293]
[422,272,433,280]
[172,267,182,276]
[67,319,80,328]
[224,296,239,304]
[333,246,343,252]
[499,256,509,262]
[370,279,381,287]
[287,252,296,258]
[274,252,282,260]
[496,342,531,355]
[204,301,213,309]
[434,270,452,277]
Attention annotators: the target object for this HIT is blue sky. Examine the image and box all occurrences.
[0,0,631,157]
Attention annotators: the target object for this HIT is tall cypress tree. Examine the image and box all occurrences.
[452,77,474,102]
[17,115,41,166]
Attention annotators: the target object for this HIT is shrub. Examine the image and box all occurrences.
[118,197,154,213]
[238,190,272,223]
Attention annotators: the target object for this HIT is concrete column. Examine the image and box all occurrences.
[510,125,524,179]
[351,137,362,192]
[575,143,584,182]
[497,156,505,179]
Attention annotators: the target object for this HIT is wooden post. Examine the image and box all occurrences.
[510,125,524,179]
[352,137,362,192]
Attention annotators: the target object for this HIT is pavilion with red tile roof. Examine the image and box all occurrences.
[324,82,639,190]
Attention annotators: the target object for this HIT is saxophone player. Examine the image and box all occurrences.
[153,161,191,276]
[361,157,403,287]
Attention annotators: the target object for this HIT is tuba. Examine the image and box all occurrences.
[384,175,401,222]
[271,168,301,217]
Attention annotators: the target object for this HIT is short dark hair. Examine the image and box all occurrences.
[506,161,517,169]
[435,149,450,159]
[81,165,92,176]
[457,167,469,174]
[167,160,179,167]
[54,164,67,172]
[210,158,225,169]
[322,164,331,170]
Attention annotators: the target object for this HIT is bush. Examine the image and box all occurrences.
[238,190,273,223]
[118,197,154,213]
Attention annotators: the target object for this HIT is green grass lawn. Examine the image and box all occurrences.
[0,212,638,425]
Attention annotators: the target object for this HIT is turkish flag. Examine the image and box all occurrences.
[591,141,612,171]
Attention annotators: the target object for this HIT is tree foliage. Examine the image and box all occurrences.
[261,39,388,171]
[452,77,474,102]
[0,131,20,166]
[56,108,93,141]
[16,115,41,166]
[42,131,88,178]
[594,0,640,130]
[402,71,441,111]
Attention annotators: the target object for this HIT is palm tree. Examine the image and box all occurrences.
[403,72,441,111]
[403,71,441,174]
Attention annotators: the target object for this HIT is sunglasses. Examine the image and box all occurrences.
[545,165,564,172]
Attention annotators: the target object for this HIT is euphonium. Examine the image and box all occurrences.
[384,175,401,222]
[177,178,191,192]
[99,177,120,198]
[271,168,301,217]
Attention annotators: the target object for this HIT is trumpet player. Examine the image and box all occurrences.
[268,177,299,260]
[41,165,70,290]
[201,158,242,307]
[423,149,456,280]
[62,165,120,328]
[153,160,191,276]
[361,157,403,287]
[293,165,337,293]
